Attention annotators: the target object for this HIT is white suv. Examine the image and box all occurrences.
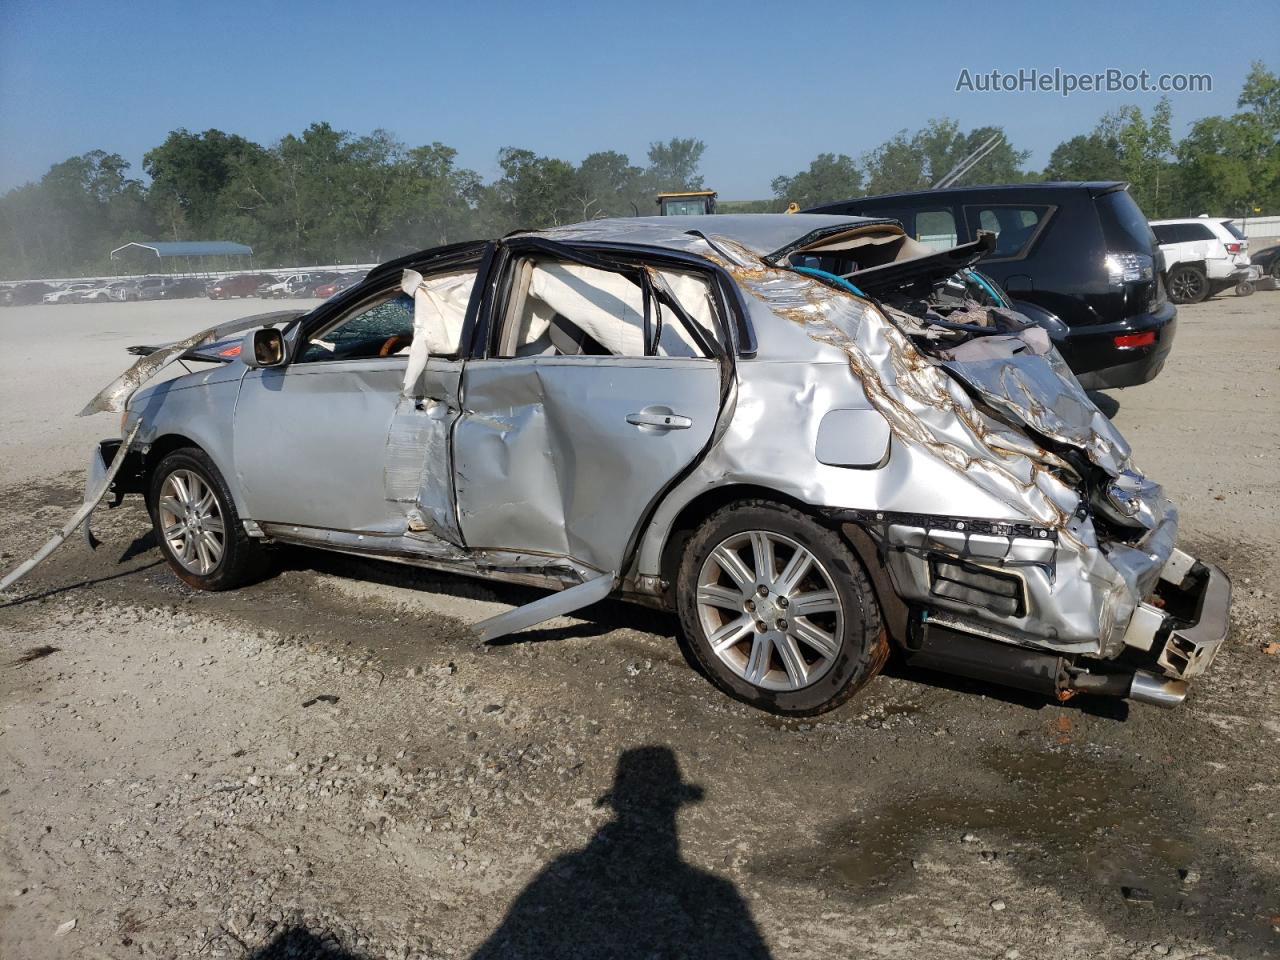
[260,274,312,298]
[42,282,97,304]
[1150,217,1252,303]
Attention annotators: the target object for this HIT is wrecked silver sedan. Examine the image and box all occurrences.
[62,215,1229,715]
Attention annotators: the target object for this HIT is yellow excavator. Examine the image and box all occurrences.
[655,190,717,216]
[656,190,802,215]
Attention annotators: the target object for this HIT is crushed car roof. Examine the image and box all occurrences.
[522,214,897,258]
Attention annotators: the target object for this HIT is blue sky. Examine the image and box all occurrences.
[0,0,1274,198]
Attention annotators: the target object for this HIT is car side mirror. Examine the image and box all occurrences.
[244,327,286,367]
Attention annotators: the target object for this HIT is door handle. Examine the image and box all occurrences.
[626,408,692,431]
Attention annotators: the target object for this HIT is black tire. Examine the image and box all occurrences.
[1236,280,1255,297]
[147,447,267,590]
[676,499,886,716]
[1271,261,1280,281]
[1168,264,1208,304]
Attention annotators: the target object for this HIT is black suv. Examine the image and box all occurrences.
[808,182,1176,389]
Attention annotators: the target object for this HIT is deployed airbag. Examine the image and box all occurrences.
[400,268,474,394]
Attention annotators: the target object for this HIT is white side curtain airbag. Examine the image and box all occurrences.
[514,262,712,358]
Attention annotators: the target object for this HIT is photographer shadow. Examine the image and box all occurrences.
[469,745,774,959]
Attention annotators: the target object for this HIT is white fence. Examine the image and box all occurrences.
[1238,216,1280,248]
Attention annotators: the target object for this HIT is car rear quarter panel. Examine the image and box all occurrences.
[632,358,1029,580]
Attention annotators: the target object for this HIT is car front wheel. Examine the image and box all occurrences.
[676,500,885,716]
[148,448,266,590]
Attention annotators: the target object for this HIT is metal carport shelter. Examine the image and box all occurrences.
[109,240,254,276]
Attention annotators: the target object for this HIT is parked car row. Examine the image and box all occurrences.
[255,272,364,299]
[0,281,58,305]
[1,270,369,306]
[206,274,266,299]
[208,272,364,300]
[0,276,222,305]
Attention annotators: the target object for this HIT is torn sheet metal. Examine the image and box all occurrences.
[705,238,1085,528]
[525,221,1134,489]
[939,334,1132,478]
[383,391,464,546]
[472,573,617,642]
[0,422,142,592]
[79,310,305,416]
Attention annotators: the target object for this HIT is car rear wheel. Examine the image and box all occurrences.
[148,448,266,590]
[676,500,885,716]
[1168,264,1208,304]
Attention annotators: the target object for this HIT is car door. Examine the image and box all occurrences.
[452,241,725,576]
[232,260,481,539]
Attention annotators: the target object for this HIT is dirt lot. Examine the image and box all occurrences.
[2,293,1278,960]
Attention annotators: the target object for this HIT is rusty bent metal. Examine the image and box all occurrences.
[1,215,1230,714]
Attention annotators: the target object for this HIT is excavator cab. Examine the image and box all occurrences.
[656,191,717,216]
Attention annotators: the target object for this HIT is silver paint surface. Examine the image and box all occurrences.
[453,356,721,574]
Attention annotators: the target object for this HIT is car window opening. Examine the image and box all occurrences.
[497,259,716,360]
[294,268,476,392]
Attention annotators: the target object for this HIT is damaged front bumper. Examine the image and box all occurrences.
[86,438,146,506]
[838,505,1230,708]
[1120,548,1231,682]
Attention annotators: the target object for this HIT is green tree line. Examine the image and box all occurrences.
[2,62,1275,280]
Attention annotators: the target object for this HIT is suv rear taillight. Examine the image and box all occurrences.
[1225,242,1242,254]
[1104,252,1154,286]
[1114,331,1156,349]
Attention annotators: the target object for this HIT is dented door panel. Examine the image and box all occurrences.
[454,356,721,574]
[233,357,462,535]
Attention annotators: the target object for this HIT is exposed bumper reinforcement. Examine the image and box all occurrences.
[1157,560,1231,679]
[1122,551,1231,680]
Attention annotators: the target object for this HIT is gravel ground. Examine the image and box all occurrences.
[1,293,1278,959]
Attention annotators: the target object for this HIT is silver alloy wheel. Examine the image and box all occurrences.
[695,530,845,692]
[157,469,225,576]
